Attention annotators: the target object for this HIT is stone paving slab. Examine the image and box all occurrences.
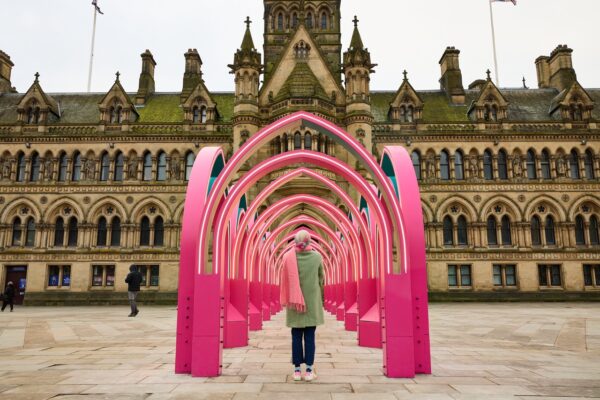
[0,303,599,399]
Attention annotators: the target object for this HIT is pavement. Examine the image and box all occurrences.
[0,302,599,399]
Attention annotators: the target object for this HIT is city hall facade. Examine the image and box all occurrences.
[0,0,599,304]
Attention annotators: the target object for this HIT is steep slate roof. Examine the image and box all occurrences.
[275,63,329,102]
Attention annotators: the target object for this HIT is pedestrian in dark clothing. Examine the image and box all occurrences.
[1,281,15,312]
[125,266,143,317]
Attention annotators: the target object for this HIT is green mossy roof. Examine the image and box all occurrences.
[420,92,471,122]
[137,94,183,123]
[275,63,329,101]
[212,92,235,122]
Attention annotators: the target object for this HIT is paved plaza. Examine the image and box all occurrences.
[0,303,599,399]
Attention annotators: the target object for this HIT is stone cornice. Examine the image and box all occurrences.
[418,182,600,192]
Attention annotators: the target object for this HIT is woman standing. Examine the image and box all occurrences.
[280,230,324,382]
[1,281,15,312]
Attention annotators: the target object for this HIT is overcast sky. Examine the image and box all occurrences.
[1,0,599,94]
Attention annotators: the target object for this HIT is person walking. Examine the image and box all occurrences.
[125,266,143,317]
[1,281,15,312]
[280,230,324,382]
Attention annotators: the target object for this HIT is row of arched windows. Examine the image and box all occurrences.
[272,8,331,31]
[412,148,597,181]
[440,213,600,248]
[272,132,332,155]
[10,151,196,183]
[9,216,165,248]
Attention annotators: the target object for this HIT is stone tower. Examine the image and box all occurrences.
[263,0,342,84]
[230,17,263,151]
[343,16,375,152]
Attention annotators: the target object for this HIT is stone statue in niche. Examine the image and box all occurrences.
[170,156,181,180]
[0,158,11,180]
[556,156,566,177]
[512,155,523,178]
[469,156,479,179]
[82,158,96,180]
[44,158,54,181]
[128,156,138,180]
[425,155,436,179]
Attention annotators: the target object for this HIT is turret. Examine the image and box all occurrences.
[229,17,263,151]
[135,49,156,105]
[0,50,16,93]
[343,16,375,151]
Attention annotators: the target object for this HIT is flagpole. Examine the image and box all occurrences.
[87,5,98,93]
[489,0,500,86]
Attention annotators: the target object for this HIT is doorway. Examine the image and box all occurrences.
[4,265,28,305]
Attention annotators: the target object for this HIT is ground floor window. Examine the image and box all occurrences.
[448,264,472,288]
[538,264,562,288]
[132,264,160,287]
[91,265,115,287]
[583,264,600,287]
[493,264,517,288]
[47,265,71,288]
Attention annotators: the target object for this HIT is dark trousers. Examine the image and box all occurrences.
[1,299,13,311]
[291,326,316,367]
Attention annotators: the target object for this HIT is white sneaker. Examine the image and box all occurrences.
[293,370,302,381]
[304,369,316,382]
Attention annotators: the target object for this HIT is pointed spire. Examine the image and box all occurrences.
[350,16,364,50]
[241,16,255,51]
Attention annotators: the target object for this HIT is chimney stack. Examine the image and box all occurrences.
[135,49,156,105]
[439,46,465,104]
[0,50,16,94]
[535,45,576,91]
[181,49,203,102]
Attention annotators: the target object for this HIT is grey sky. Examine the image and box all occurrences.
[1,0,599,94]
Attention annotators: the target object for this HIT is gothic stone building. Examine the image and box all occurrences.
[0,1,599,304]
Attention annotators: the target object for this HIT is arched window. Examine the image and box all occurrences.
[25,217,35,247]
[29,152,40,182]
[457,216,468,245]
[575,215,586,245]
[497,150,508,180]
[192,106,200,123]
[143,152,153,181]
[491,105,498,121]
[54,217,64,247]
[531,216,542,246]
[200,106,207,123]
[406,106,414,123]
[487,216,498,245]
[116,106,123,123]
[58,153,68,182]
[541,150,551,179]
[185,152,195,181]
[320,12,328,30]
[292,13,298,29]
[294,132,302,150]
[12,217,22,246]
[16,153,25,182]
[483,150,493,180]
[27,101,40,124]
[110,107,117,123]
[440,150,450,181]
[570,150,580,179]
[283,133,289,152]
[111,216,121,247]
[455,150,464,180]
[154,216,164,247]
[545,215,556,246]
[399,106,406,122]
[156,151,167,181]
[277,12,284,31]
[585,150,595,180]
[72,152,82,182]
[306,12,314,29]
[67,217,78,247]
[140,216,150,246]
[114,152,124,181]
[97,217,107,247]
[484,105,491,121]
[411,151,421,180]
[443,216,454,246]
[100,152,110,181]
[501,215,512,245]
[590,215,599,246]
[572,104,583,121]
[304,133,312,150]
[526,150,537,179]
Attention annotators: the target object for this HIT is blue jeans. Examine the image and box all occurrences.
[291,326,316,367]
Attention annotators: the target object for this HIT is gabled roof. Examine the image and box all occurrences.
[16,75,59,116]
[467,75,509,115]
[549,80,595,114]
[390,74,424,108]
[99,74,138,116]
[275,62,329,102]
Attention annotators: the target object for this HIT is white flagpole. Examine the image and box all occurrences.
[489,0,500,86]
[87,5,98,93]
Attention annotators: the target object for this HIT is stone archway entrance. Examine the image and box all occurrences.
[175,111,431,378]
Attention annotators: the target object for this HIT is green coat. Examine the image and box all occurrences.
[286,250,325,328]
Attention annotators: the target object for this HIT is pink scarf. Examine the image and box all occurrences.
[280,245,312,313]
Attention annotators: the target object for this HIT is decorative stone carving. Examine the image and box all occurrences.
[556,156,566,177]
[1,157,12,180]
[82,158,95,180]
[469,156,478,179]
[512,155,523,178]
[127,156,138,180]
[44,158,54,181]
[425,155,436,179]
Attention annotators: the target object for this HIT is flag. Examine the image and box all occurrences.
[92,0,104,14]
[492,0,517,4]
